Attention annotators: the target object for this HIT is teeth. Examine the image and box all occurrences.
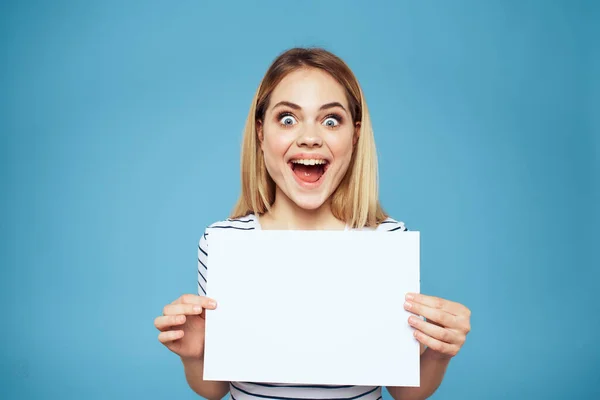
[291,159,327,165]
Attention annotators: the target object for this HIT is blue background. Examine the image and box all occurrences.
[1,0,598,399]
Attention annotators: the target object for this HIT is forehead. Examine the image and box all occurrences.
[269,68,348,108]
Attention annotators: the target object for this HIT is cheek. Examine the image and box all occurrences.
[262,130,291,167]
[328,131,355,163]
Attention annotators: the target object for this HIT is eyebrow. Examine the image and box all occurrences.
[271,101,348,113]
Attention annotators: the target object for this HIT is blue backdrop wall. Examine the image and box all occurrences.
[1,1,598,399]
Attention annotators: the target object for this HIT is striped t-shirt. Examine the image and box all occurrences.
[197,213,408,400]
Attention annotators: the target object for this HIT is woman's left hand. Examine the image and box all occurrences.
[404,293,471,359]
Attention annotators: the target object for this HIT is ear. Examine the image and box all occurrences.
[256,120,264,148]
[353,121,361,146]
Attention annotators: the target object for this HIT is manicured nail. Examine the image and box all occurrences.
[209,300,217,308]
[404,301,412,310]
[405,293,415,301]
[409,316,418,325]
[193,305,203,312]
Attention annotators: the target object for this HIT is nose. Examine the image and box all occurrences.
[296,127,323,148]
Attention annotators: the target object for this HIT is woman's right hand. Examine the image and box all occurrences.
[155,294,218,360]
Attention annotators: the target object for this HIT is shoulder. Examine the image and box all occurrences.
[198,213,259,247]
[375,216,408,232]
[206,213,259,231]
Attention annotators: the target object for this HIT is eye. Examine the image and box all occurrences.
[323,115,341,128]
[278,113,297,127]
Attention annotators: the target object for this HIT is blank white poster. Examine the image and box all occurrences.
[203,229,420,387]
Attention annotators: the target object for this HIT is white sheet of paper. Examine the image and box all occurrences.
[203,229,420,387]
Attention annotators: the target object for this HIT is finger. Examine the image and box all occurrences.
[158,329,184,344]
[155,315,186,331]
[408,316,464,345]
[406,293,468,316]
[404,300,459,329]
[163,303,204,316]
[173,294,218,307]
[413,330,460,358]
[425,317,443,328]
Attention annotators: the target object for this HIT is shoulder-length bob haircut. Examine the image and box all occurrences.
[230,47,387,228]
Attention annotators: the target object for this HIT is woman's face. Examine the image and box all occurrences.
[258,68,358,211]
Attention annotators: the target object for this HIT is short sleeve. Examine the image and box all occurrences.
[377,218,408,232]
[197,228,209,296]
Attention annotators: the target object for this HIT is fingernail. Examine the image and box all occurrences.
[409,316,417,325]
[404,301,412,310]
[193,305,203,312]
[405,293,414,301]
[208,300,217,308]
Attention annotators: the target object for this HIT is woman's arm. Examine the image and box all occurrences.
[388,293,471,400]
[182,231,229,399]
[387,347,451,400]
[181,356,230,400]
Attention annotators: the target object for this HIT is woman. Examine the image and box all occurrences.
[154,47,471,400]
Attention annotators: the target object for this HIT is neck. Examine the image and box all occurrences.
[259,188,346,230]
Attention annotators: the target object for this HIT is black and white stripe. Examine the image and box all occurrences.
[197,215,259,295]
[377,217,408,232]
[196,213,408,399]
[230,382,381,400]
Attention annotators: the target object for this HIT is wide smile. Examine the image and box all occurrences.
[288,158,330,188]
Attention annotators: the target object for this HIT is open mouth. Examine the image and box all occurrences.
[289,159,330,184]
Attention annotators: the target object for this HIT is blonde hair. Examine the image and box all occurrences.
[230,47,387,228]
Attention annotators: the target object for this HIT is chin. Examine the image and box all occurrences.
[288,193,330,211]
